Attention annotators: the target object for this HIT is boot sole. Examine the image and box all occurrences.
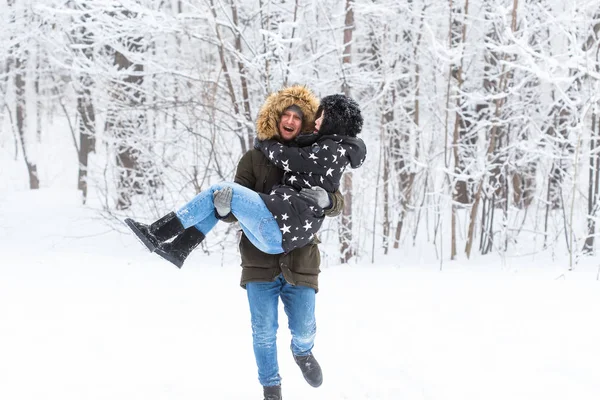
[124,218,158,252]
[154,247,184,269]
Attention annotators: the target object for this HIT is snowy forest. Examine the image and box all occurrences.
[2,0,600,266]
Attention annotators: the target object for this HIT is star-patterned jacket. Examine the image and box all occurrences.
[256,133,367,253]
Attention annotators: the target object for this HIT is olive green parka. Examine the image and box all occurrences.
[233,148,343,292]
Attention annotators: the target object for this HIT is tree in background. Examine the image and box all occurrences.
[2,0,600,262]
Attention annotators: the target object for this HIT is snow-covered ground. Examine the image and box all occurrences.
[1,189,599,400]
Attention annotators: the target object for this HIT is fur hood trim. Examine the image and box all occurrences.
[256,85,320,140]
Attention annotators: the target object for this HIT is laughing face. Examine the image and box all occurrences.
[278,109,303,141]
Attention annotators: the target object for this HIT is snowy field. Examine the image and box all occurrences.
[1,189,599,400]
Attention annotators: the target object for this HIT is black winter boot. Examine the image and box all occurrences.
[263,385,282,400]
[154,227,205,268]
[293,350,323,388]
[125,212,184,252]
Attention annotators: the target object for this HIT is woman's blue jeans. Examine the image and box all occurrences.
[246,274,317,387]
[175,182,284,254]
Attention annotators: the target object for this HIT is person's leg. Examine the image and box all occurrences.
[280,282,316,356]
[280,281,322,387]
[125,180,228,253]
[175,184,227,230]
[228,183,284,254]
[151,203,220,268]
[177,182,283,254]
[246,275,285,388]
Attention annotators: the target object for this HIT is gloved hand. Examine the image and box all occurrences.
[213,187,233,217]
[299,186,331,209]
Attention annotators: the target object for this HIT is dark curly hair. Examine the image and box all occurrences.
[316,94,363,137]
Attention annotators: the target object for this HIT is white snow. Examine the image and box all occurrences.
[1,189,599,400]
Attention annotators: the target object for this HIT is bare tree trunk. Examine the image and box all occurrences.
[283,0,300,87]
[230,1,254,150]
[450,0,473,207]
[407,7,426,248]
[258,0,272,92]
[447,0,470,259]
[366,24,392,253]
[339,0,355,263]
[77,87,95,203]
[73,16,96,204]
[3,0,15,157]
[15,40,39,189]
[392,6,419,248]
[106,16,152,211]
[581,14,600,254]
[209,0,247,153]
[476,2,510,255]
[382,123,390,255]
[465,0,518,258]
[583,112,600,253]
[35,43,42,143]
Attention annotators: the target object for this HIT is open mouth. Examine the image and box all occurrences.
[283,126,295,133]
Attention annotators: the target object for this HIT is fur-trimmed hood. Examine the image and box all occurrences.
[256,85,320,140]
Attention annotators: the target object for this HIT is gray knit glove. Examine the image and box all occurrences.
[213,187,233,217]
[299,187,331,209]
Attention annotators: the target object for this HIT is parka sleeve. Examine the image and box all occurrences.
[234,150,257,189]
[257,139,337,175]
[325,189,344,217]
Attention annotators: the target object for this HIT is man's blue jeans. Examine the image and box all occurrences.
[246,274,317,387]
[175,182,284,254]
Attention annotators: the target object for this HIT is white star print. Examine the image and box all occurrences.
[304,179,311,186]
[282,193,291,201]
[309,153,318,160]
[303,221,313,231]
[289,175,297,184]
[281,213,289,221]
[291,236,298,241]
[323,145,329,150]
[338,147,346,156]
[333,155,337,162]
[269,151,274,160]
[320,176,324,183]
[281,224,291,234]
[326,168,334,176]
